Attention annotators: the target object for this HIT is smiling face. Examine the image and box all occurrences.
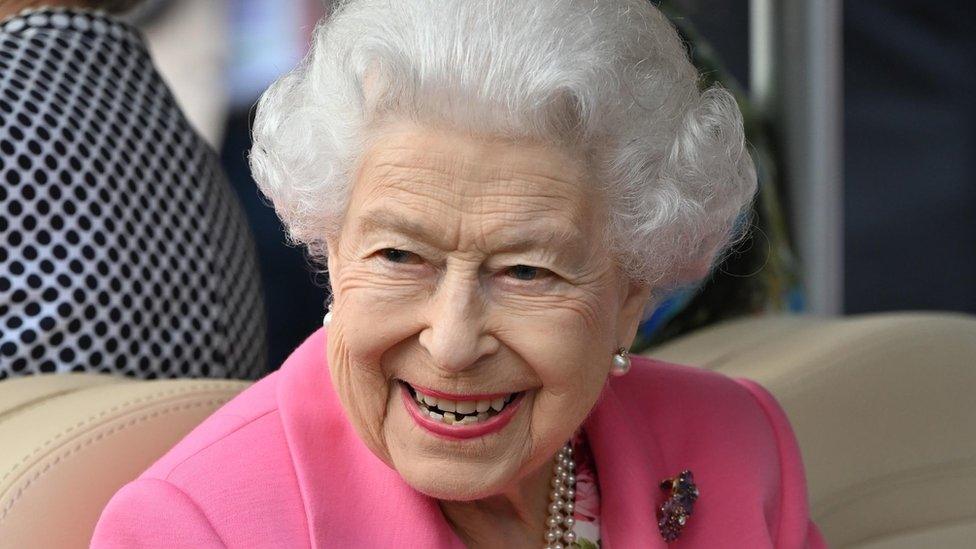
[324,121,649,501]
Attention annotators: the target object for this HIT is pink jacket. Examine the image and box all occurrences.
[92,328,826,548]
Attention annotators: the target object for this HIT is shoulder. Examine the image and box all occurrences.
[141,370,282,479]
[611,356,826,547]
[615,355,797,478]
[91,478,225,548]
[93,371,310,547]
[612,356,781,441]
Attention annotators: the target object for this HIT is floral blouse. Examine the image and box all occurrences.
[570,431,601,548]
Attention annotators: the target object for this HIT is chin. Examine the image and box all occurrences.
[391,451,521,502]
[379,383,537,501]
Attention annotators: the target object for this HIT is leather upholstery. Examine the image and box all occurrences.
[0,375,247,549]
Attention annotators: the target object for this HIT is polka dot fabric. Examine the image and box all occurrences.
[0,8,267,380]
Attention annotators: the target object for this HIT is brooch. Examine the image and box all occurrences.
[657,470,699,542]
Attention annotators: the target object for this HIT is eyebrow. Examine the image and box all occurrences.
[356,210,441,243]
[355,209,583,255]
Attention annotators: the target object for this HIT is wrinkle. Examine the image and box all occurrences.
[322,123,635,531]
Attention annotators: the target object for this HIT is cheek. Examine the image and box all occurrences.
[325,320,393,461]
[520,342,608,476]
[330,262,429,361]
[498,286,619,375]
[499,294,618,448]
[326,270,429,463]
[530,323,611,406]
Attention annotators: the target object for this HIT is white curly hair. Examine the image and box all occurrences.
[250,0,757,289]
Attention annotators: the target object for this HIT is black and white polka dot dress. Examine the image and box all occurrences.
[0,8,267,379]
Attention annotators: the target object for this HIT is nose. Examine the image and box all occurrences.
[418,269,499,373]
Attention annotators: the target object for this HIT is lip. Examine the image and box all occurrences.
[400,382,525,440]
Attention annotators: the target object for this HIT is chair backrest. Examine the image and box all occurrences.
[0,374,249,549]
[650,312,976,548]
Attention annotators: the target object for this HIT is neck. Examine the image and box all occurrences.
[439,455,555,548]
[0,1,87,20]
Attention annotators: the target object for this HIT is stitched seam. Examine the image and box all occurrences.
[735,378,790,548]
[162,408,279,482]
[140,478,230,548]
[0,378,130,426]
[0,388,81,428]
[0,397,232,523]
[0,383,243,485]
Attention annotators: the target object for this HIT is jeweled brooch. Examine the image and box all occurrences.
[657,470,699,542]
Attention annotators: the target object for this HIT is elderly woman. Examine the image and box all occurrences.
[93,0,825,546]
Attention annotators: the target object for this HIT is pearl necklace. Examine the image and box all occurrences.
[543,442,577,548]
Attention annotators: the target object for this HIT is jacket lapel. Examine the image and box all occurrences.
[584,380,670,548]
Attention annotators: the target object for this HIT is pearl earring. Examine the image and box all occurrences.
[611,347,631,376]
[322,310,333,326]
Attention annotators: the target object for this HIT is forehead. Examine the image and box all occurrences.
[347,125,602,238]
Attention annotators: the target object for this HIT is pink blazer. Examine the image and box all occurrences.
[92,328,826,548]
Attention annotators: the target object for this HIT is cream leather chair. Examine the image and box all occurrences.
[0,312,974,547]
[0,374,248,549]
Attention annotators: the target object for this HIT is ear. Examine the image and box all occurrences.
[615,278,653,349]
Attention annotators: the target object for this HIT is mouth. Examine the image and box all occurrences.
[398,380,525,439]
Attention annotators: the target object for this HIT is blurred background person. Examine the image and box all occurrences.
[0,0,267,379]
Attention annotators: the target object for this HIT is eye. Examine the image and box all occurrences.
[377,248,422,264]
[505,264,549,281]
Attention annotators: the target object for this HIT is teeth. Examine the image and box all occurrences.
[410,384,518,426]
[455,400,476,414]
[437,398,457,413]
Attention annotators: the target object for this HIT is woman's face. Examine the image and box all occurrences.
[325,121,649,501]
